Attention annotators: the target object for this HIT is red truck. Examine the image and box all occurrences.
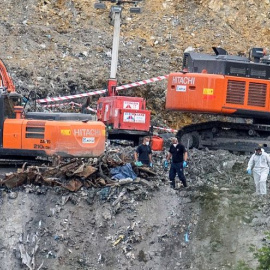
[97,95,151,145]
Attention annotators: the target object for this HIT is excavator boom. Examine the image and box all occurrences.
[0,59,15,92]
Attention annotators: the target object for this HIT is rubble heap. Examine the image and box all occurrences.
[0,146,269,269]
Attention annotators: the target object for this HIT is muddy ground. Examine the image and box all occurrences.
[1,148,269,270]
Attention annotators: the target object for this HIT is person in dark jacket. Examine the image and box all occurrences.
[134,136,153,167]
[165,137,188,189]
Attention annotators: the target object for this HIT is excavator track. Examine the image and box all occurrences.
[0,157,52,167]
[177,121,270,153]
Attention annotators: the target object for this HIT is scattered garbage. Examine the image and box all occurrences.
[0,150,156,191]
[0,145,265,270]
[110,163,137,180]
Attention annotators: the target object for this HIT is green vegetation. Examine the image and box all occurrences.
[235,232,270,270]
[235,260,253,270]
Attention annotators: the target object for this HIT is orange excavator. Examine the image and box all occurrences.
[0,59,105,159]
[166,47,270,152]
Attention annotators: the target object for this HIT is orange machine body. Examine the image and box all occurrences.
[163,47,270,152]
[166,72,270,118]
[3,119,106,157]
[0,58,107,158]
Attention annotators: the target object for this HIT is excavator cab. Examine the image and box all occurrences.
[3,92,22,119]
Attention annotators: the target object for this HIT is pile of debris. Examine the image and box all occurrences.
[0,148,161,193]
[1,145,268,270]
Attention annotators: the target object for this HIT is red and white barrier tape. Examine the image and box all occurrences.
[116,75,168,91]
[43,102,97,112]
[43,102,81,108]
[153,126,177,133]
[85,106,97,113]
[37,75,169,104]
[38,89,106,104]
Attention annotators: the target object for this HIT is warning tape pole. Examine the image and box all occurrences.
[37,75,169,104]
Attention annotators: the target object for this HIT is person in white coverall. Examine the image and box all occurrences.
[247,146,270,195]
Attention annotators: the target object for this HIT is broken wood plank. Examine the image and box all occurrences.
[137,167,157,175]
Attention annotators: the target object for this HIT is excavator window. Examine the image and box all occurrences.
[4,94,22,119]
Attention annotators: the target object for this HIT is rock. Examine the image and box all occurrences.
[8,192,18,199]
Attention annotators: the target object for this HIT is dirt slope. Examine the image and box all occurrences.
[1,148,269,270]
